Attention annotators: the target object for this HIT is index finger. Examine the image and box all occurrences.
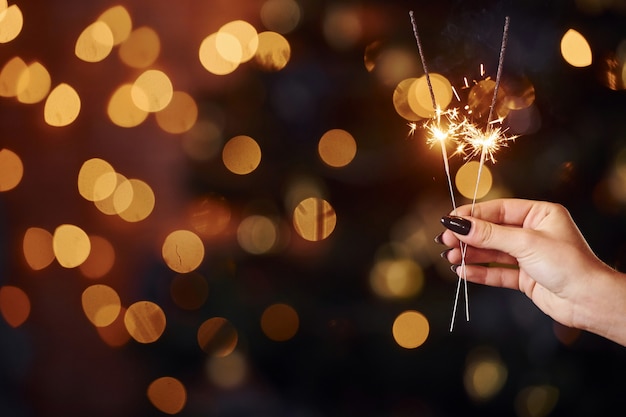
[451,198,546,227]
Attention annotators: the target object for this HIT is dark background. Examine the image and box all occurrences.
[1,0,626,416]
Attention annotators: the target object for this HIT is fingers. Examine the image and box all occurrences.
[450,198,554,228]
[454,264,522,291]
[443,245,517,266]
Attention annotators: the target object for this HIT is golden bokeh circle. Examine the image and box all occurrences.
[124,301,166,343]
[392,310,429,349]
[292,197,336,241]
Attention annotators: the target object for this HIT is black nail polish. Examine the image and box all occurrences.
[450,264,460,273]
[441,215,471,235]
[440,248,452,260]
[434,232,444,244]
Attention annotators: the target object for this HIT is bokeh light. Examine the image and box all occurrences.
[561,29,592,67]
[78,158,117,202]
[97,306,131,348]
[292,197,336,241]
[514,385,560,417]
[75,21,114,63]
[44,83,81,127]
[79,235,115,279]
[118,26,160,68]
[260,303,299,341]
[392,310,429,349]
[0,148,23,191]
[369,257,424,299]
[237,214,280,255]
[222,135,262,175]
[0,56,26,98]
[197,317,238,357]
[254,31,290,71]
[187,194,231,238]
[0,285,30,328]
[97,5,132,46]
[131,69,173,112]
[147,376,187,415]
[318,128,357,168]
[162,230,205,273]
[260,0,301,34]
[0,4,23,43]
[206,351,248,389]
[107,83,149,127]
[464,347,508,402]
[16,61,51,104]
[155,91,198,134]
[23,227,55,271]
[115,178,155,222]
[52,224,91,268]
[125,301,167,344]
[81,284,121,327]
[199,33,240,75]
[323,5,362,50]
[218,20,258,63]
[455,161,493,200]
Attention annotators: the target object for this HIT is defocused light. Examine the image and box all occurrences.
[254,31,290,71]
[97,5,132,46]
[94,173,127,215]
[318,128,357,168]
[455,161,493,199]
[222,135,262,175]
[78,158,117,202]
[199,33,240,75]
[467,79,509,121]
[260,303,299,341]
[116,178,155,222]
[0,56,26,97]
[107,83,149,127]
[292,197,336,241]
[181,118,224,161]
[197,317,238,357]
[502,76,536,110]
[81,284,121,327]
[97,306,131,347]
[561,29,592,67]
[392,310,429,349]
[131,69,173,112]
[118,26,160,68]
[0,148,23,191]
[162,230,205,273]
[147,377,187,415]
[409,74,453,118]
[125,301,166,343]
[53,224,91,268]
[75,21,114,63]
[170,272,209,310]
[187,195,231,238]
[206,351,248,389]
[260,0,301,34]
[367,44,419,88]
[515,385,559,417]
[44,83,81,127]
[464,347,508,402]
[237,215,279,254]
[0,4,23,43]
[79,235,115,279]
[369,258,424,299]
[323,5,362,50]
[23,227,55,271]
[0,285,30,328]
[218,20,258,63]
[393,78,422,121]
[16,61,51,104]
[155,91,198,134]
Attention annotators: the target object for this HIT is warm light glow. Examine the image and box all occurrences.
[118,26,160,68]
[323,5,362,50]
[237,215,279,254]
[23,227,55,271]
[75,21,114,63]
[115,178,155,222]
[97,306,131,348]
[218,20,258,63]
[0,4,23,43]
[455,161,493,199]
[197,317,238,357]
[0,285,30,328]
[187,195,231,238]
[260,0,301,34]
[260,303,299,341]
[44,83,81,127]
[369,258,424,299]
[199,33,240,75]
[81,284,121,327]
[52,224,91,268]
[464,347,508,401]
[318,129,357,168]
[97,5,132,46]
[254,31,290,71]
[162,230,205,273]
[515,385,559,417]
[78,158,117,202]
[155,91,198,134]
[93,173,127,215]
[222,135,262,175]
[16,61,51,104]
[0,148,23,191]
[79,235,115,279]
[107,83,149,128]
[0,56,26,97]
[125,301,167,343]
[393,78,422,121]
[147,377,187,415]
[292,197,336,241]
[392,310,429,349]
[207,351,248,389]
[408,74,453,118]
[561,29,592,67]
[170,272,209,310]
[131,69,173,112]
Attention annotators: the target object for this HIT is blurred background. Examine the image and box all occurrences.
[1,0,626,416]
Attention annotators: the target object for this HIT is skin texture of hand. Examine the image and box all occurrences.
[438,198,626,347]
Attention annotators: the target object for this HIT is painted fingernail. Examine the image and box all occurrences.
[450,264,460,274]
[441,215,471,235]
[434,232,444,244]
[440,248,452,260]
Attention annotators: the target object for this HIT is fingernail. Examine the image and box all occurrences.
[434,232,444,244]
[450,264,460,274]
[441,215,471,235]
[440,248,452,260]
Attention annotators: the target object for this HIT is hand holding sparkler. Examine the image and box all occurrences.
[437,198,626,347]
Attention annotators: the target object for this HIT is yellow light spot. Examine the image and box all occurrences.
[218,20,258,63]
[0,286,30,328]
[260,0,301,34]
[147,377,187,415]
[131,69,173,112]
[78,158,117,202]
[170,272,209,310]
[97,306,131,347]
[323,5,362,50]
[197,317,238,357]
[97,5,132,46]
[561,29,592,67]
[0,56,27,97]
[81,284,121,327]
[116,178,155,222]
[118,26,160,68]
[293,197,336,241]
[393,78,422,121]
[155,91,198,134]
[93,173,128,215]
[79,235,115,279]
[16,61,51,104]
[222,135,261,175]
[408,74,453,118]
[187,195,231,238]
[392,310,429,349]
[52,224,91,268]
[0,148,23,191]
[207,351,248,389]
[515,385,560,417]
[464,347,508,402]
[44,83,81,127]
[260,303,299,341]
[255,31,290,71]
[0,1,7,13]
[75,21,114,63]
[124,301,166,343]
[0,5,23,43]
[369,258,424,299]
[22,227,55,271]
[237,215,278,254]
[162,230,204,273]
[199,33,240,75]
[455,161,493,200]
[107,83,149,128]
[318,128,357,168]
